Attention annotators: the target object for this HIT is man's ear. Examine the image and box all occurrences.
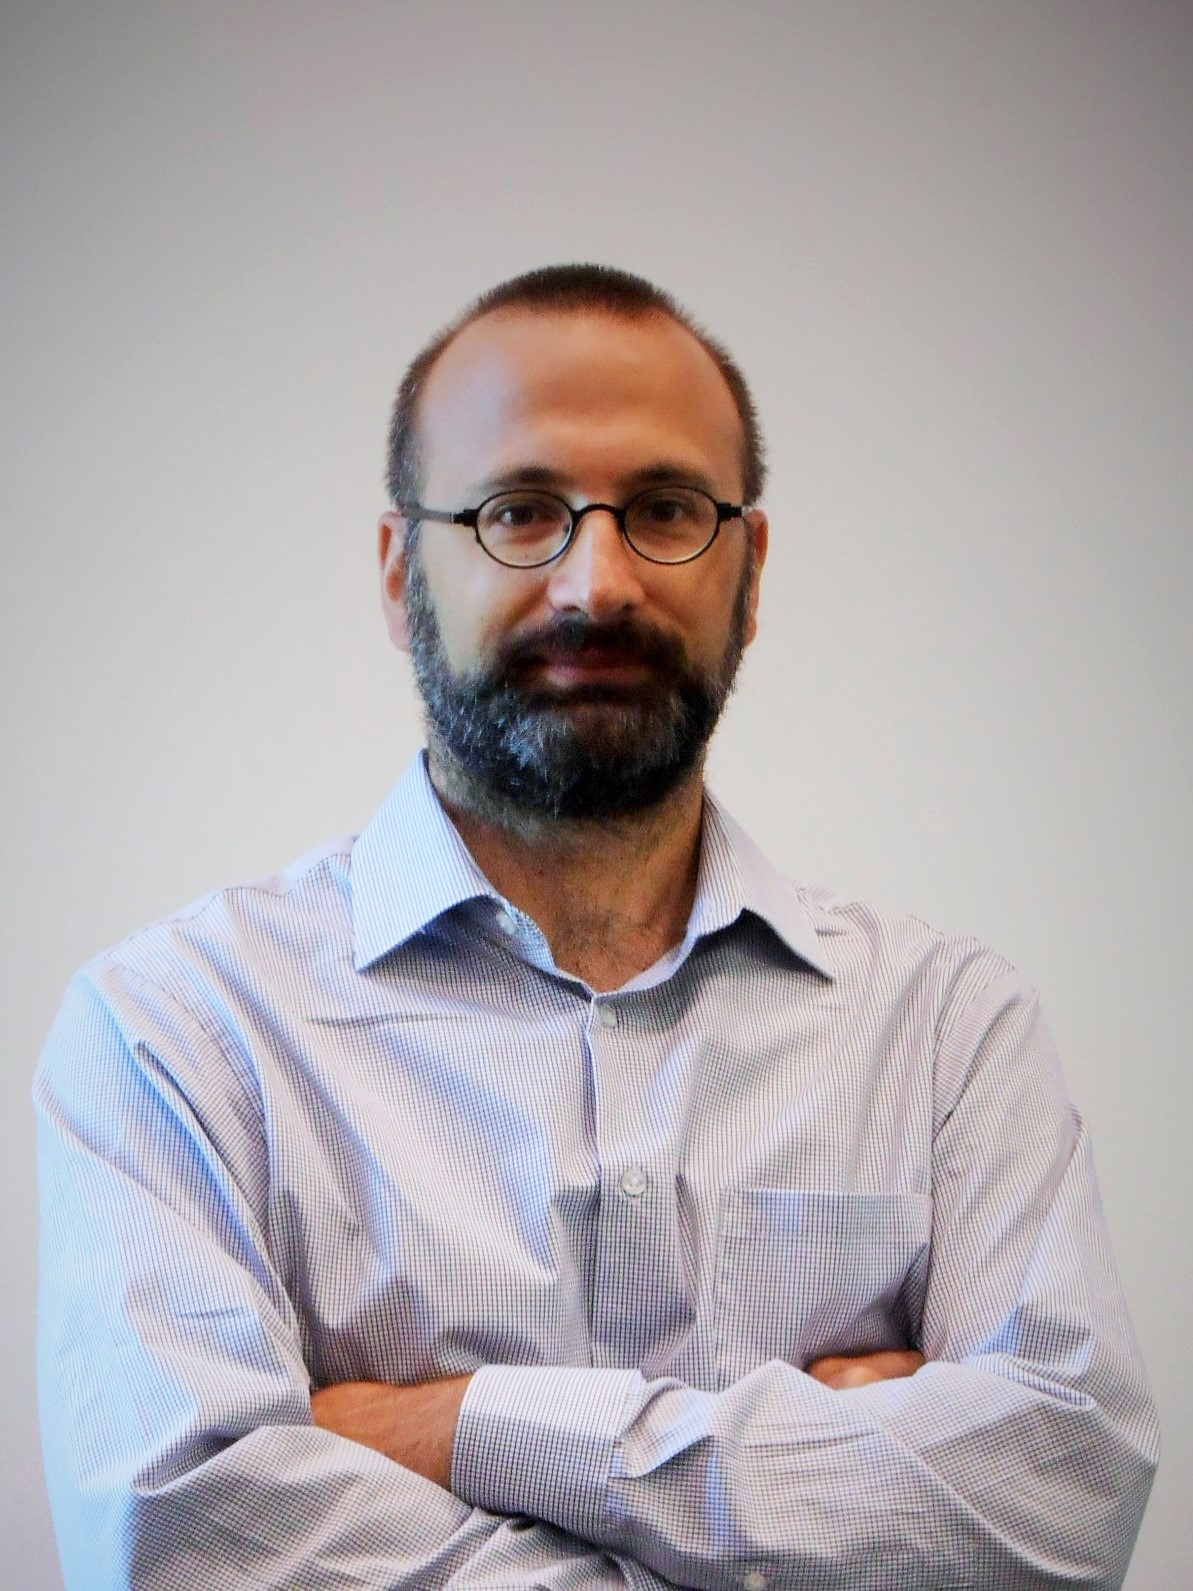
[378,511,412,652]
[741,508,769,648]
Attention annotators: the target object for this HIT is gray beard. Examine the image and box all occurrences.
[402,543,751,823]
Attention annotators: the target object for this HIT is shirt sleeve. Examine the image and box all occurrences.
[451,972,1159,1591]
[34,965,628,1591]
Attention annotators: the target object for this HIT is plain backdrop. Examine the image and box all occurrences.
[3,2,1189,1584]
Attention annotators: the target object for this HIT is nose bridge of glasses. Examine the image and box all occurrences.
[568,500,627,541]
[550,501,639,568]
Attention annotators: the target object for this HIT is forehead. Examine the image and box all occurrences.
[416,307,745,495]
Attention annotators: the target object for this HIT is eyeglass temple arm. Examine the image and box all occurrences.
[396,504,481,527]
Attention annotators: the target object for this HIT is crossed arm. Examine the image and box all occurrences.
[310,1350,926,1491]
[37,967,1158,1589]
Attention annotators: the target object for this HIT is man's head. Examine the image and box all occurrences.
[378,264,769,824]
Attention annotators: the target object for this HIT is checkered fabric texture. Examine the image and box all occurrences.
[35,753,1158,1589]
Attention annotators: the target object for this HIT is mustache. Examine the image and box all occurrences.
[484,615,689,683]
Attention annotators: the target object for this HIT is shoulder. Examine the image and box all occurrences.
[704,794,1023,1006]
[790,880,1059,1117]
[54,834,360,1056]
[796,879,1012,970]
[111,832,353,966]
[793,879,1031,1021]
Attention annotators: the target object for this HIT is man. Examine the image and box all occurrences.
[36,265,1157,1589]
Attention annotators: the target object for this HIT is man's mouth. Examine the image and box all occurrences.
[490,622,677,701]
[528,647,653,690]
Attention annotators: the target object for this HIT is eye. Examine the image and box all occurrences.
[639,489,702,523]
[496,502,539,526]
[480,492,570,533]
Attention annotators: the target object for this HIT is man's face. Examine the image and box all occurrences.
[379,307,768,820]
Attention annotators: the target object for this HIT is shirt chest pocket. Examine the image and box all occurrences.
[713,1189,932,1386]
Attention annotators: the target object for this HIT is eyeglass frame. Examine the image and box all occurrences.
[396,485,749,569]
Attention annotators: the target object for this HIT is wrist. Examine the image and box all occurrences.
[310,1374,473,1490]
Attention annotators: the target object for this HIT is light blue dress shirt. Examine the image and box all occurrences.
[36,753,1157,1589]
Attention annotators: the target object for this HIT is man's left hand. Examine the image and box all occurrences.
[805,1349,925,1389]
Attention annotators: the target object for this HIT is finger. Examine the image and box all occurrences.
[805,1358,883,1389]
[829,1363,884,1389]
[861,1350,924,1379]
[805,1350,926,1388]
[804,1356,848,1386]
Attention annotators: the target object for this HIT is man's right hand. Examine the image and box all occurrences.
[310,1374,473,1488]
[805,1349,925,1389]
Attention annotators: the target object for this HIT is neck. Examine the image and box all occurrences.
[427,745,706,990]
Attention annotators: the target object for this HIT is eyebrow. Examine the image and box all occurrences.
[466,461,727,501]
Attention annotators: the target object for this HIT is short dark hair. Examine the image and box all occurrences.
[385,263,766,512]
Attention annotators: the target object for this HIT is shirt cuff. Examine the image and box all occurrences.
[452,1363,641,1542]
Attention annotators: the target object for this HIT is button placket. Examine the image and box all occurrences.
[590,990,662,1360]
[592,1002,645,1207]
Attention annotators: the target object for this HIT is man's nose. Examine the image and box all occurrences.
[544,507,647,618]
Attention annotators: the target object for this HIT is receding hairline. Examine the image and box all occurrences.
[423,300,742,412]
[435,295,716,351]
[386,265,767,509]
[412,304,749,496]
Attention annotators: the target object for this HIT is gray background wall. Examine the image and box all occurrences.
[4,2,1189,1582]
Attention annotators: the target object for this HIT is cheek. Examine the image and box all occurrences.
[682,559,753,660]
[419,546,541,670]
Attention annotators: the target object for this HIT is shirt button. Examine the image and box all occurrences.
[619,1165,648,1198]
[494,909,517,936]
[597,1004,619,1028]
[742,1574,767,1591]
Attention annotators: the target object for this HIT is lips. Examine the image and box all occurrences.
[506,642,659,707]
[534,645,650,676]
[476,617,685,711]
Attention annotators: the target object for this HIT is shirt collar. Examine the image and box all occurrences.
[351,752,834,980]
[690,794,835,978]
[352,752,497,970]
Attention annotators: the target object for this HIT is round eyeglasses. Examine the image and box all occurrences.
[398,486,747,569]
